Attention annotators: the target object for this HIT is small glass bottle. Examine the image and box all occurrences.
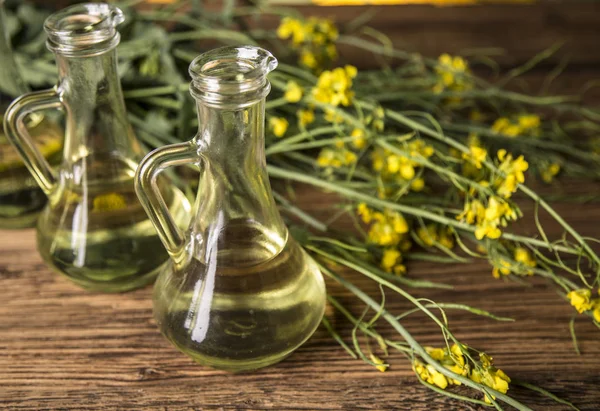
[135,46,327,371]
[0,0,62,228]
[3,3,191,292]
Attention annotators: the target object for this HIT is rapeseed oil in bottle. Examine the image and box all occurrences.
[3,3,191,292]
[135,46,326,371]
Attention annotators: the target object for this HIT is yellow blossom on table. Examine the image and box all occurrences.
[457,199,485,225]
[316,147,356,169]
[410,177,425,192]
[492,258,511,278]
[541,162,560,183]
[593,303,600,323]
[491,114,541,138]
[369,353,388,372]
[417,224,437,247]
[269,117,288,138]
[496,149,529,198]
[462,145,487,169]
[381,248,402,273]
[514,247,536,274]
[567,289,593,313]
[413,360,449,389]
[471,366,511,404]
[475,221,502,240]
[300,50,318,69]
[434,53,472,94]
[297,108,315,127]
[284,81,303,103]
[357,202,372,223]
[312,65,357,107]
[351,128,367,149]
[367,209,408,247]
[276,17,305,45]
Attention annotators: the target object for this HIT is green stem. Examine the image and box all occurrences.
[320,263,533,411]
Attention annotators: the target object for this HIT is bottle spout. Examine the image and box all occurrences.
[189,46,278,108]
[44,3,124,57]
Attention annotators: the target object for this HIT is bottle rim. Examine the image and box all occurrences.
[189,46,278,108]
[44,3,124,57]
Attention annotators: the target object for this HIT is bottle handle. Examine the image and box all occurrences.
[3,88,62,195]
[135,141,201,256]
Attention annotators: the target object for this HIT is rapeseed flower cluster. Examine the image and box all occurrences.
[312,65,357,108]
[457,196,518,240]
[357,203,410,275]
[491,114,541,138]
[433,54,473,95]
[540,162,561,183]
[492,246,536,278]
[470,353,511,404]
[277,17,338,71]
[567,289,600,322]
[416,224,455,249]
[414,345,510,404]
[495,149,529,199]
[371,138,434,196]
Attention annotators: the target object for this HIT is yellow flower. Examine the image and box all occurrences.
[492,258,511,279]
[496,150,529,198]
[300,50,318,69]
[297,108,315,127]
[491,114,540,138]
[284,81,303,103]
[381,248,401,272]
[541,162,560,183]
[269,117,289,138]
[369,353,388,372]
[93,192,127,212]
[351,128,367,149]
[567,289,593,313]
[593,303,600,323]
[357,203,372,223]
[470,353,511,404]
[312,66,357,107]
[410,177,425,192]
[367,209,408,247]
[316,148,336,168]
[417,224,437,247]
[462,145,487,169]
[434,53,472,94]
[514,247,536,274]
[277,17,305,45]
[475,222,502,240]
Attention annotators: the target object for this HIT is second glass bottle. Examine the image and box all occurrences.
[3,3,191,292]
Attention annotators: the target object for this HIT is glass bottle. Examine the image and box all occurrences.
[3,3,191,292]
[135,46,327,371]
[0,0,62,228]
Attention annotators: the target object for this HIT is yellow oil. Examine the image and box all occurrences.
[37,155,190,292]
[153,221,326,372]
[0,117,62,228]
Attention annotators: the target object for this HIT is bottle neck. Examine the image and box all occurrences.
[56,48,141,166]
[193,98,287,242]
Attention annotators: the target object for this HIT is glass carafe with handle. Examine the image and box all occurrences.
[135,46,327,371]
[0,0,62,228]
[3,3,191,292]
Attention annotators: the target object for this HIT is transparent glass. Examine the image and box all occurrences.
[135,46,327,371]
[3,3,191,292]
[0,0,62,228]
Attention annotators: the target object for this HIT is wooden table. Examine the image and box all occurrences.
[1,180,599,410]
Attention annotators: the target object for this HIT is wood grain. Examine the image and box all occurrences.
[1,181,600,410]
